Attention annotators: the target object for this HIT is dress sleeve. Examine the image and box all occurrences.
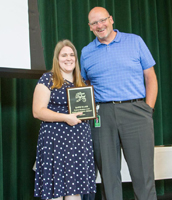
[37,72,53,90]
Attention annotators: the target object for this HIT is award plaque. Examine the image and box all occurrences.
[66,85,96,120]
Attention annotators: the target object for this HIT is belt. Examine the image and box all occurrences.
[97,98,143,104]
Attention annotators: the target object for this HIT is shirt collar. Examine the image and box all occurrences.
[95,29,121,46]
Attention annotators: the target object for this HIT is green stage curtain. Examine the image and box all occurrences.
[0,0,172,199]
[0,78,40,200]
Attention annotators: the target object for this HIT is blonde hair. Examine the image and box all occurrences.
[51,39,86,89]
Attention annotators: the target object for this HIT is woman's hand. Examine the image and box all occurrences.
[65,112,83,126]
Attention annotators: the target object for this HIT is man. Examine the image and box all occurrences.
[80,7,158,200]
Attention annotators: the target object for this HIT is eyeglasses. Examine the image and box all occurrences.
[89,16,110,26]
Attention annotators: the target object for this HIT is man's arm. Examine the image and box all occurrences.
[80,53,91,85]
[144,66,158,109]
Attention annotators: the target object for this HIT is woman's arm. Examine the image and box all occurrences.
[32,84,82,126]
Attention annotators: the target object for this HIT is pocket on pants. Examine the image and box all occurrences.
[133,101,153,116]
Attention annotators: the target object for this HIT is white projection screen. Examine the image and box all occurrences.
[0,0,46,78]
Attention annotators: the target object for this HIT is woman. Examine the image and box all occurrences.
[33,40,96,200]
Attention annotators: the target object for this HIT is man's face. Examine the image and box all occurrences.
[88,10,114,42]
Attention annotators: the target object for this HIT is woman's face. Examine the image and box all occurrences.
[58,46,76,74]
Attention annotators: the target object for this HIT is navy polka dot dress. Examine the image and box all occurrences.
[34,72,96,199]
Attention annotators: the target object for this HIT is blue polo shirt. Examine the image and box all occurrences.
[80,29,156,102]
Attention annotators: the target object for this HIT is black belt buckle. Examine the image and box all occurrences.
[112,101,122,104]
